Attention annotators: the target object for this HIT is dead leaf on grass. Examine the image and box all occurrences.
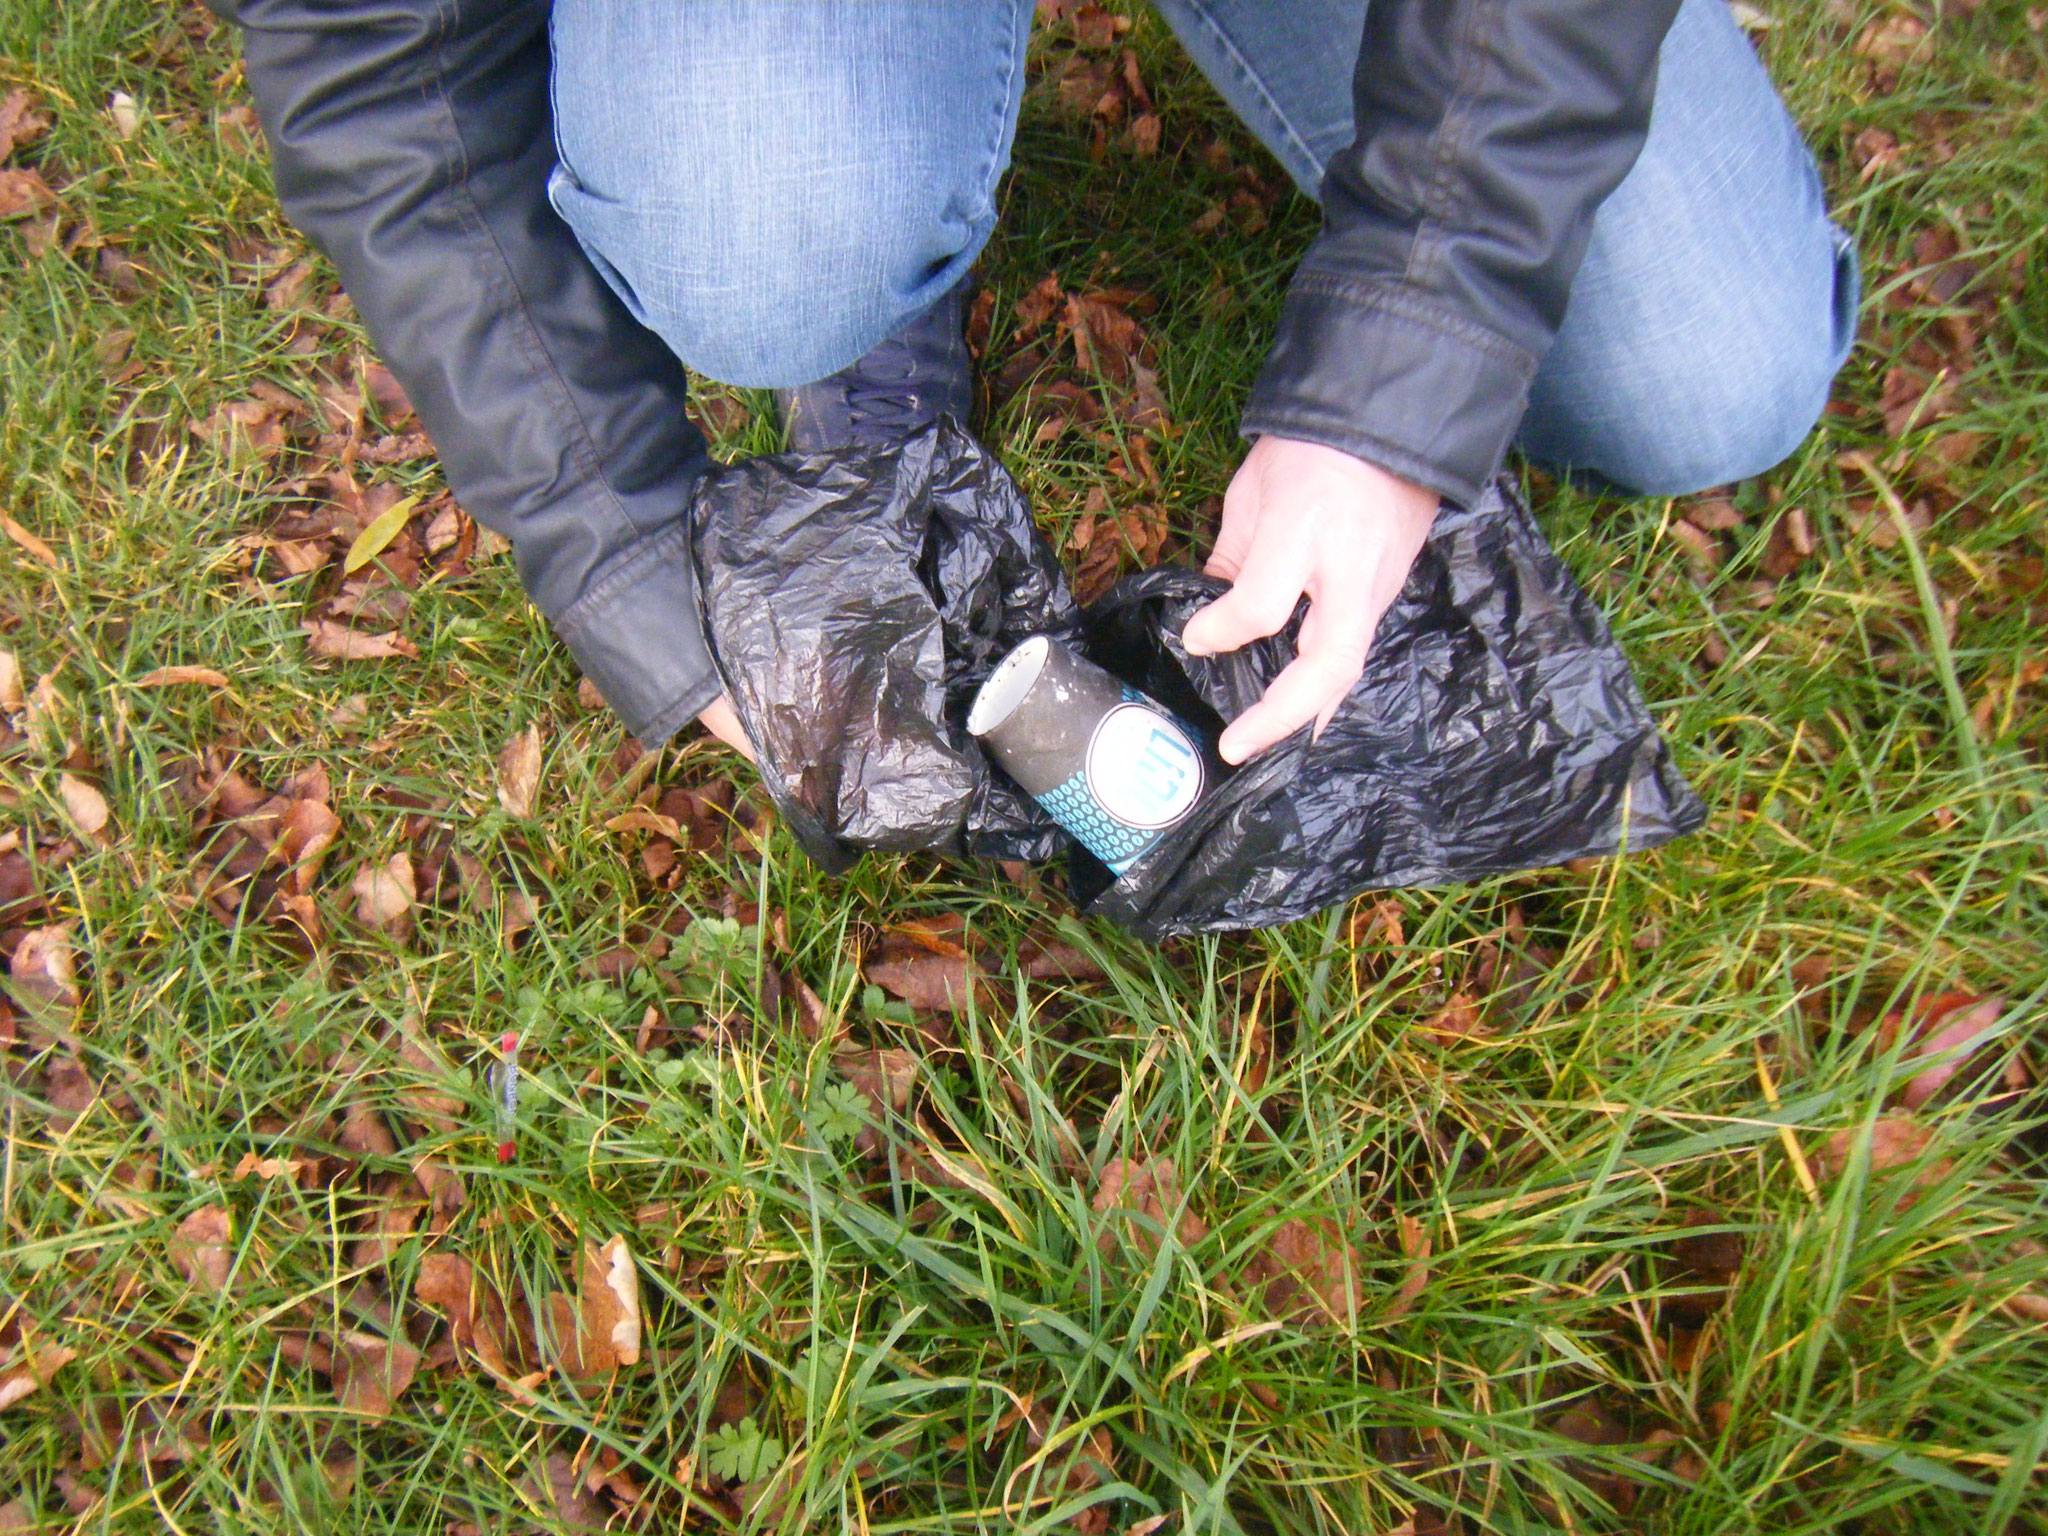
[0,168,55,220]
[168,1206,233,1293]
[302,619,417,661]
[544,1235,642,1379]
[866,936,977,1013]
[332,1329,420,1418]
[1893,993,2013,1110]
[1,513,59,568]
[58,773,109,837]
[341,493,420,574]
[496,724,543,818]
[0,1344,78,1412]
[134,665,230,688]
[524,1450,611,1530]
[1093,1157,1207,1262]
[1815,1113,1954,1197]
[352,851,416,938]
[7,923,79,1018]
[0,648,23,712]
[0,89,51,162]
[1383,1214,1433,1322]
[1243,1217,1364,1328]
[417,1254,528,1379]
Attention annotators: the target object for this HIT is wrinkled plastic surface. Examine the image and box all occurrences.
[690,419,1077,872]
[689,420,1705,935]
[1069,482,1707,938]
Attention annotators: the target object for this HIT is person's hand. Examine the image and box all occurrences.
[697,695,756,762]
[1181,435,1439,764]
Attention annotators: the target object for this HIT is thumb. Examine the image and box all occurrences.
[1181,548,1310,658]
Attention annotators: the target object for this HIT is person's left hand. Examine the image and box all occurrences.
[1181,435,1439,763]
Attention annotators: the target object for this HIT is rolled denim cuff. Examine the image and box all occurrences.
[1241,273,1539,511]
[551,521,722,745]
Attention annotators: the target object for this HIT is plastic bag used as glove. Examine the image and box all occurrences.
[1070,477,1707,939]
[687,418,1704,937]
[689,418,1080,871]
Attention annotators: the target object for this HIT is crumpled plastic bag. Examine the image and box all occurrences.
[689,420,1705,937]
[690,419,1076,871]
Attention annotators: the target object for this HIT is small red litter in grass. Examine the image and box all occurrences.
[492,1030,520,1163]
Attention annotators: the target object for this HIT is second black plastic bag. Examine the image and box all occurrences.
[690,419,1078,872]
[689,420,1705,937]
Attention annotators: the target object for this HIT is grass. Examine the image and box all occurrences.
[3,1,2047,1532]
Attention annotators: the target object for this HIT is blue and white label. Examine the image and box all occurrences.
[1086,704,1204,831]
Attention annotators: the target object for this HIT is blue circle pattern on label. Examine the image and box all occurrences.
[1039,771,1160,874]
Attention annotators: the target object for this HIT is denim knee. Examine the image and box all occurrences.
[545,0,1030,388]
[1521,228,1860,497]
[547,164,971,389]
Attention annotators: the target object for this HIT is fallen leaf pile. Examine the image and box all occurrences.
[169,749,340,943]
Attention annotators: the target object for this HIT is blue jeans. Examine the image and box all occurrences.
[548,0,1859,496]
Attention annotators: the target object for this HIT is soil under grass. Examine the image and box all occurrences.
[2,3,2046,1533]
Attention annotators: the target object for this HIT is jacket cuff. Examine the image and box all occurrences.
[1241,272,1539,510]
[551,522,722,745]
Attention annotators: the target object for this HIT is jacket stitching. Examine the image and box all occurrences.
[553,522,692,641]
[425,0,644,547]
[1286,272,1533,370]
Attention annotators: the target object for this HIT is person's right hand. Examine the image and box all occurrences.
[1181,435,1438,763]
[697,695,755,762]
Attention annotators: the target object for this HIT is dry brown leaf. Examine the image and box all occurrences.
[7,923,78,1017]
[1093,1157,1208,1262]
[1897,993,2007,1110]
[1243,1217,1363,1328]
[352,851,416,938]
[0,1344,78,1412]
[525,1451,610,1530]
[274,797,340,895]
[866,937,977,1013]
[1383,1214,1433,1322]
[0,648,23,712]
[545,1235,642,1379]
[1994,1288,2048,1323]
[169,1206,233,1292]
[231,1151,316,1183]
[134,665,231,688]
[332,1329,420,1418]
[417,1254,525,1378]
[496,723,543,818]
[0,168,55,220]
[605,807,682,840]
[1853,13,1929,72]
[302,619,418,661]
[1816,1114,1954,1195]
[0,89,52,162]
[1,513,59,568]
[192,396,293,460]
[834,1047,918,1158]
[58,773,109,836]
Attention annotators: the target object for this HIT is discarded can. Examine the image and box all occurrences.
[967,635,1207,874]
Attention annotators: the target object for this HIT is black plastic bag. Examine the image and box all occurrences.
[689,420,1704,935]
[690,419,1077,872]
[1069,486,1707,938]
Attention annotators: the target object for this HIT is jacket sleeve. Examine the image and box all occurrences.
[221,0,722,742]
[1241,0,1683,508]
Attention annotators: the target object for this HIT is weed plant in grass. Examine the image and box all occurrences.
[3,2,2047,1534]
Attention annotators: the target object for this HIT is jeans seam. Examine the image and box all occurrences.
[1167,2,1325,191]
[964,3,1032,234]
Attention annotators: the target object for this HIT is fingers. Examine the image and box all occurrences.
[1200,447,1263,581]
[1182,504,1314,658]
[696,696,757,762]
[1214,591,1370,763]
